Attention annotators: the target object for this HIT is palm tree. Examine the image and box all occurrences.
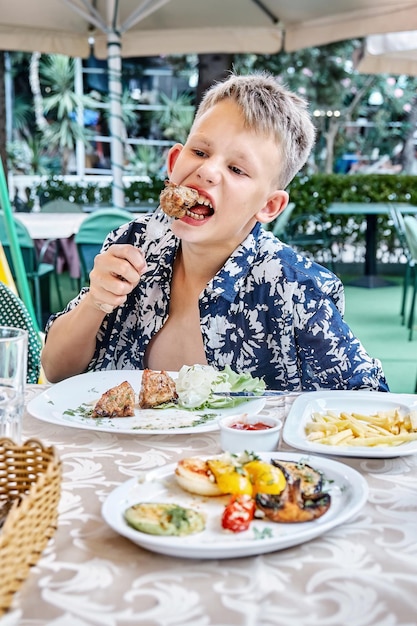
[29,53,97,174]
[154,90,195,145]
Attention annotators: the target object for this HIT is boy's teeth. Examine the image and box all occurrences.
[197,194,212,207]
[186,210,205,220]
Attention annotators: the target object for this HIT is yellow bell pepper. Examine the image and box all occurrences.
[244,460,286,496]
[207,459,252,496]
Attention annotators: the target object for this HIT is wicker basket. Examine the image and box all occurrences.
[0,438,62,615]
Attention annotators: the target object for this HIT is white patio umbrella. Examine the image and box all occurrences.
[357,30,417,76]
[2,0,417,208]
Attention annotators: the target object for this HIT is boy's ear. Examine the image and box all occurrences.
[166,143,183,175]
[256,190,289,226]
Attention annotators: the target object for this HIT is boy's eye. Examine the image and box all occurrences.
[230,165,245,176]
[194,149,206,158]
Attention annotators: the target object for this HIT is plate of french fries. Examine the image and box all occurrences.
[283,391,417,457]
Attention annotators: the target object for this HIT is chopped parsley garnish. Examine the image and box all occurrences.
[253,527,273,540]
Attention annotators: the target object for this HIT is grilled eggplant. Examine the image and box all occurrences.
[271,459,324,496]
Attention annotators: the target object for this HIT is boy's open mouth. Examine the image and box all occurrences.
[159,182,214,220]
[186,197,214,220]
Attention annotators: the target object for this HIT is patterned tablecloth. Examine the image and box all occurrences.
[3,386,417,626]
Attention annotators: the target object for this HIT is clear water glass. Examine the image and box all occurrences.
[0,326,27,443]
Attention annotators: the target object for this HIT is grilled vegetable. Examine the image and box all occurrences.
[244,460,286,496]
[256,480,331,523]
[206,458,252,496]
[221,495,256,533]
[175,457,223,496]
[124,502,205,536]
[271,459,324,496]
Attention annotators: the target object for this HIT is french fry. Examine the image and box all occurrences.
[347,432,417,447]
[304,407,417,448]
[320,429,355,446]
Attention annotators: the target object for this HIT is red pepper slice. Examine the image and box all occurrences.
[221,494,256,533]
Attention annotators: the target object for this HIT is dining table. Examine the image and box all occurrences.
[327,202,417,288]
[2,383,416,626]
[16,212,89,280]
[15,212,89,242]
[16,211,145,280]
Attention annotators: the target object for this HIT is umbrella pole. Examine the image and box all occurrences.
[0,157,40,332]
[107,32,125,209]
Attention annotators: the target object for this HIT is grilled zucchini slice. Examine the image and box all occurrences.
[124,502,205,536]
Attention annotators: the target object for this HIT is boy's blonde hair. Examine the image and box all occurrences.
[194,72,316,189]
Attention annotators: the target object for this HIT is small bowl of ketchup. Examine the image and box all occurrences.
[218,413,282,453]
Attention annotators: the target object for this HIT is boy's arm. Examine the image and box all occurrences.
[41,244,147,383]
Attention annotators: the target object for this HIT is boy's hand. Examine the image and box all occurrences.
[88,244,147,313]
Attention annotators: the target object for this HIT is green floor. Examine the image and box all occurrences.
[343,276,417,394]
[48,271,417,394]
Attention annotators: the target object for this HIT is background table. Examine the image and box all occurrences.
[328,202,417,288]
[4,385,416,626]
[16,213,88,279]
[16,211,143,280]
[15,213,88,241]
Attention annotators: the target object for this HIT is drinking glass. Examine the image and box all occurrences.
[0,326,27,443]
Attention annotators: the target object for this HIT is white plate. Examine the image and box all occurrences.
[27,370,265,435]
[101,451,368,559]
[283,390,417,458]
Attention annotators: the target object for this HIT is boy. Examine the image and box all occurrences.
[42,72,388,392]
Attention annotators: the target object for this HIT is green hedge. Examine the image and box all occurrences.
[34,174,165,207]
[288,173,417,211]
[34,172,417,262]
[35,172,417,208]
[285,173,417,261]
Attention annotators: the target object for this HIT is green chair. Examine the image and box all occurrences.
[39,199,83,213]
[389,205,414,325]
[264,205,335,269]
[75,208,133,285]
[402,215,417,341]
[0,211,63,327]
[263,202,296,237]
[281,212,336,271]
[0,282,43,383]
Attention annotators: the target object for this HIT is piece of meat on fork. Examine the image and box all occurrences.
[159,181,199,218]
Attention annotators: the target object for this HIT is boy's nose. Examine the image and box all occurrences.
[196,161,220,185]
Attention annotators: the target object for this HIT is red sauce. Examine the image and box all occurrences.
[230,422,272,431]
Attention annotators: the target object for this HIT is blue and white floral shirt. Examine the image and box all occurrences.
[46,213,388,392]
